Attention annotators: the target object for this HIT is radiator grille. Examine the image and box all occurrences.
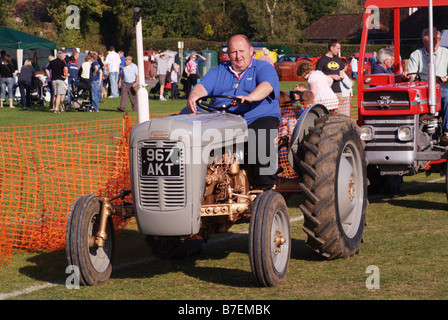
[363,115,416,152]
[138,140,186,211]
[362,91,410,111]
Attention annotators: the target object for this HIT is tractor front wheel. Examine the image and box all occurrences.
[249,190,291,287]
[66,195,114,285]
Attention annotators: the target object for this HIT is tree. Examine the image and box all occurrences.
[245,0,306,41]
[135,0,202,38]
[335,0,364,14]
[198,0,254,41]
[301,0,340,27]
[45,0,105,48]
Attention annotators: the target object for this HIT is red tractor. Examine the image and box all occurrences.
[357,0,448,195]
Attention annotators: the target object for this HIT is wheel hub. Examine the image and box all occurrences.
[274,229,286,253]
[348,176,355,202]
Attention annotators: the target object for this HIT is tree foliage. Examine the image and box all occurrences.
[1,0,364,51]
[300,0,340,27]
[245,0,306,41]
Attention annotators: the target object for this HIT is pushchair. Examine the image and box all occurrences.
[29,77,47,108]
[64,80,91,112]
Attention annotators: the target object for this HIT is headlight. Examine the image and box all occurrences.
[360,125,374,141]
[397,126,413,141]
[364,77,371,84]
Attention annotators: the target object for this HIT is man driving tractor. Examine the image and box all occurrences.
[187,34,281,189]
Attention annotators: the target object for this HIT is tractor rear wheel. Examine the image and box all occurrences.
[299,114,367,260]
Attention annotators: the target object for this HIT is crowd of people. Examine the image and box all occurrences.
[2,27,446,122]
[148,50,206,101]
[0,46,140,113]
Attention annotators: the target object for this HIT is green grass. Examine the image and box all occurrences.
[1,183,448,300]
[1,81,447,301]
[0,82,303,127]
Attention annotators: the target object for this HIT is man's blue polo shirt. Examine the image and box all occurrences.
[199,58,280,125]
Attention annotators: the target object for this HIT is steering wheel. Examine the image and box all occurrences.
[406,72,427,82]
[196,95,253,115]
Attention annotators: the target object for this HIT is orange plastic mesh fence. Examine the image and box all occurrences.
[0,112,177,268]
[0,96,358,268]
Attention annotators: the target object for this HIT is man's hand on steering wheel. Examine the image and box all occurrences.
[232,95,252,106]
[192,95,253,114]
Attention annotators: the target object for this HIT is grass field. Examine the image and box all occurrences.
[0,81,303,127]
[1,81,447,303]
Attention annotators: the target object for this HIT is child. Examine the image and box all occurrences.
[290,83,306,102]
[170,63,180,100]
[300,90,315,110]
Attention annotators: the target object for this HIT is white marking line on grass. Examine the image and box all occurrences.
[0,283,58,300]
[0,175,443,300]
[0,215,304,300]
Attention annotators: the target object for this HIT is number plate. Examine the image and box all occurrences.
[140,147,180,177]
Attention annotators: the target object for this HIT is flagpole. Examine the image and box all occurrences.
[134,7,150,123]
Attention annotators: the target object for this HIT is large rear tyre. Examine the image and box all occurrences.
[66,195,114,285]
[299,114,367,260]
[249,190,290,287]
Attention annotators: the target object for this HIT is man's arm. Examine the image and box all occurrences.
[98,68,103,86]
[237,81,273,104]
[118,71,123,88]
[134,70,139,90]
[402,50,420,81]
[45,63,51,78]
[187,83,208,114]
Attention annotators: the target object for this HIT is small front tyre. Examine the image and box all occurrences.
[66,195,114,286]
[249,191,291,287]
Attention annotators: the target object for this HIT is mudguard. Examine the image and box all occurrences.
[287,104,329,174]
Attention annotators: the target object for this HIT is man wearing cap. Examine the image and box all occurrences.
[117,56,139,112]
[404,28,448,145]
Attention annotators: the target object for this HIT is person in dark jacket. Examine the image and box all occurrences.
[17,59,36,109]
[0,54,15,108]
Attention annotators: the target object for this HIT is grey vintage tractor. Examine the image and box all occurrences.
[66,96,368,287]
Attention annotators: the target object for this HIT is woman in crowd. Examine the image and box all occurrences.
[184,52,206,98]
[17,59,36,109]
[0,55,16,108]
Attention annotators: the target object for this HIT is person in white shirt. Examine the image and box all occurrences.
[340,58,353,116]
[350,56,358,80]
[117,56,139,112]
[104,46,121,98]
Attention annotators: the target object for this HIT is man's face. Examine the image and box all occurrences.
[228,36,253,73]
[384,57,394,69]
[125,58,132,66]
[330,43,341,56]
[423,33,441,52]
